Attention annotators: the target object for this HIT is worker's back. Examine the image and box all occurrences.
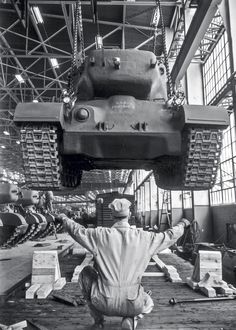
[94,225,152,287]
[90,224,155,316]
[63,215,187,317]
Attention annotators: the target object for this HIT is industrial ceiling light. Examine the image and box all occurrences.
[50,58,59,68]
[151,7,160,26]
[33,99,39,103]
[1,146,6,149]
[95,35,103,49]
[16,140,20,145]
[31,6,44,24]
[15,74,25,83]
[3,130,10,136]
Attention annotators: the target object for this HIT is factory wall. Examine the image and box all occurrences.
[183,191,212,242]
[211,204,236,247]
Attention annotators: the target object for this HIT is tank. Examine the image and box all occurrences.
[14,49,229,190]
[0,183,28,247]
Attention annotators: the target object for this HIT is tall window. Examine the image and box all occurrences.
[203,22,234,205]
[203,31,231,105]
[211,113,235,205]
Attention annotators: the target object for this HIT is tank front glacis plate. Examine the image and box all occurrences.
[62,96,184,159]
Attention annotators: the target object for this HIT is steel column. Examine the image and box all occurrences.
[171,0,222,85]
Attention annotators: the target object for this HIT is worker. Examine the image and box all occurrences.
[57,198,190,330]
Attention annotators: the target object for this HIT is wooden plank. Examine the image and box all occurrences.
[9,320,27,330]
[25,284,41,299]
[37,284,53,299]
[152,255,182,282]
[71,253,94,283]
[53,277,66,290]
[143,272,165,277]
[152,255,166,270]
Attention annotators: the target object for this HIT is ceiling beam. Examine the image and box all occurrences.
[0,62,20,104]
[134,35,155,49]
[43,13,157,31]
[28,1,177,6]
[82,18,157,31]
[122,4,126,50]
[61,2,73,49]
[1,62,66,86]
[0,55,71,58]
[171,0,222,85]
[0,27,71,55]
[0,35,43,101]
[28,25,67,55]
[10,0,26,28]
[29,13,64,90]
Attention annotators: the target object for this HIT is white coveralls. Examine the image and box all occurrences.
[63,218,188,318]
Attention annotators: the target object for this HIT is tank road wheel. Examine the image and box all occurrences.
[154,128,223,190]
[20,124,82,190]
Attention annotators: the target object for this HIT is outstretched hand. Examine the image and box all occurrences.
[55,213,68,223]
[180,218,191,228]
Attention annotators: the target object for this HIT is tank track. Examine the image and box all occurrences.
[154,127,223,190]
[183,128,222,189]
[21,124,61,190]
[20,124,81,189]
[0,227,20,249]
[16,224,37,245]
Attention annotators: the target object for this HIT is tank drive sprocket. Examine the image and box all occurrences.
[154,127,223,190]
[20,124,82,190]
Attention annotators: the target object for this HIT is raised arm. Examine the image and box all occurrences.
[149,218,190,255]
[56,214,97,254]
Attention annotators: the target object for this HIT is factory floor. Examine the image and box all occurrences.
[0,237,236,329]
[0,233,74,300]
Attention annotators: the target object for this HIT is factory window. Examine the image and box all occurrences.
[150,174,158,211]
[203,30,230,105]
[202,13,234,206]
[210,113,235,205]
[183,191,192,209]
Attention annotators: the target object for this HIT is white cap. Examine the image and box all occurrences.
[108,198,131,218]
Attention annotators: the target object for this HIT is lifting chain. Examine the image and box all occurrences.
[155,0,174,99]
[68,0,85,96]
[154,0,186,108]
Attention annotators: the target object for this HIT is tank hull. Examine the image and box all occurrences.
[13,48,230,190]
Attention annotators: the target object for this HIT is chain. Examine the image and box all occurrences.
[155,0,174,99]
[68,0,85,96]
[152,8,159,55]
[78,1,85,65]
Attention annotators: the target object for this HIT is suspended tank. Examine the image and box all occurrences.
[14,49,229,190]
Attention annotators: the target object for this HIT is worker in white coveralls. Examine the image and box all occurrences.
[58,198,190,330]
